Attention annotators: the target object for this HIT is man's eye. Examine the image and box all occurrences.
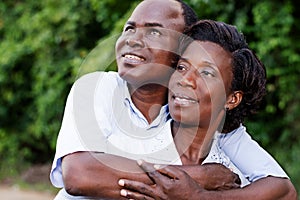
[149,28,161,36]
[124,26,135,33]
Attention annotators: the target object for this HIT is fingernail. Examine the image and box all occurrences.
[137,159,143,166]
[154,164,160,170]
[120,189,127,197]
[118,179,125,186]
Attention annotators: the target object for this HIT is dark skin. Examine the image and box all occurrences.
[118,39,298,200]
[62,152,240,198]
[119,161,297,200]
[115,0,185,123]
[61,1,297,199]
[62,0,240,199]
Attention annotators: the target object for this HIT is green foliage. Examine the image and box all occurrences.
[0,0,135,166]
[0,0,299,193]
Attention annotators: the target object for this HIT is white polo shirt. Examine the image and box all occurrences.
[51,71,181,188]
[50,71,288,190]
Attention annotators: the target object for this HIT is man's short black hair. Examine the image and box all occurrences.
[175,0,198,27]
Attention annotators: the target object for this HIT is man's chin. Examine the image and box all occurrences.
[118,72,141,87]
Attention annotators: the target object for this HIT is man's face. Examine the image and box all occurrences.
[115,0,185,88]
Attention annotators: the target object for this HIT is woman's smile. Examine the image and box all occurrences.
[172,93,199,106]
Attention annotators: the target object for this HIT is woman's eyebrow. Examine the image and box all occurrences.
[180,57,218,70]
[202,60,217,68]
[179,57,189,62]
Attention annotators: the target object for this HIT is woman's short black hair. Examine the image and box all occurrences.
[180,20,267,133]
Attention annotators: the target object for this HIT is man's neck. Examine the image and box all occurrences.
[129,84,168,124]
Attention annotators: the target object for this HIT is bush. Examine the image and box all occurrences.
[0,0,299,193]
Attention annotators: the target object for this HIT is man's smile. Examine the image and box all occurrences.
[122,53,146,64]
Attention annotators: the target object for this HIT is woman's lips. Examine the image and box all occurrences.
[172,94,198,106]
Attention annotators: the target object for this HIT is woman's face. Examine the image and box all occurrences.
[168,41,233,127]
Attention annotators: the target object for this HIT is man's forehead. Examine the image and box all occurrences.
[128,0,183,29]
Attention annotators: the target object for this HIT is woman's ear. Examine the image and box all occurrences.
[226,91,243,110]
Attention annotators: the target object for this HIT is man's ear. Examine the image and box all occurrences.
[226,91,243,110]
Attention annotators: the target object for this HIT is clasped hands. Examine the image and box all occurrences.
[118,160,241,200]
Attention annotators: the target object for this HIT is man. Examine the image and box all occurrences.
[50,0,297,199]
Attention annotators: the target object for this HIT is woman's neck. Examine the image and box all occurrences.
[171,121,215,165]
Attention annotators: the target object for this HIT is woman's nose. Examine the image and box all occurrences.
[177,71,196,89]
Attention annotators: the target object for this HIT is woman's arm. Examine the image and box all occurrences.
[119,161,297,200]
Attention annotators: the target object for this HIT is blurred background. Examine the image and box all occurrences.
[0,0,299,197]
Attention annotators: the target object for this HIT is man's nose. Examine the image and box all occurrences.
[125,30,145,48]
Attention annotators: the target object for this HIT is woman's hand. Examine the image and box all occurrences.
[118,160,205,200]
[199,163,241,190]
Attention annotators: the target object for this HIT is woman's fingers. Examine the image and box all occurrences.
[118,162,202,200]
[120,189,154,200]
[118,179,155,198]
[138,160,186,181]
[137,160,170,185]
[155,164,186,180]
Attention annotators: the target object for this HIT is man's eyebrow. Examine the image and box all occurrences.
[125,21,163,28]
[126,21,136,26]
[144,22,163,28]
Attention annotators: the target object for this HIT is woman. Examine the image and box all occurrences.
[118,20,297,200]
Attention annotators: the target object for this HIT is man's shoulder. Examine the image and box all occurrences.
[68,71,124,101]
[218,125,252,146]
[73,71,125,88]
[76,71,119,82]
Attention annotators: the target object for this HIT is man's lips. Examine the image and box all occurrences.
[122,53,146,64]
[172,94,198,105]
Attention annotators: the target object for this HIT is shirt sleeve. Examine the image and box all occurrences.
[218,125,288,182]
[203,134,250,187]
[50,72,108,188]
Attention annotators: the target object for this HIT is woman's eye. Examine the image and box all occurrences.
[201,70,215,77]
[176,64,186,72]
